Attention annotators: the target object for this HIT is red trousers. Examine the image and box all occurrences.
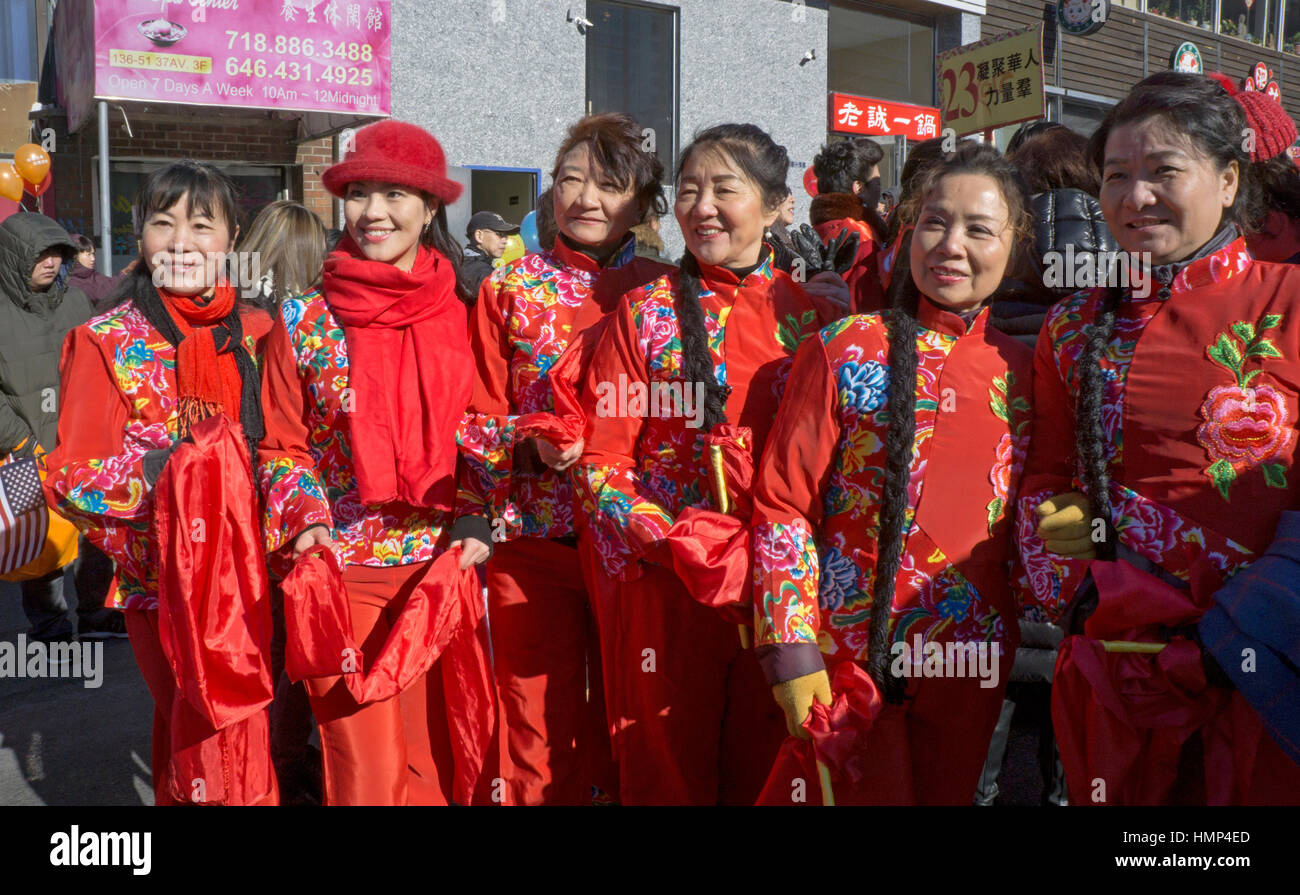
[487,537,610,805]
[124,608,277,806]
[600,561,786,805]
[304,561,459,806]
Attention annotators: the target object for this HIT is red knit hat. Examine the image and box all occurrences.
[1209,72,1297,162]
[322,120,463,204]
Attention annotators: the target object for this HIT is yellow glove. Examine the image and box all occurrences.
[1036,491,1097,559]
[771,670,833,740]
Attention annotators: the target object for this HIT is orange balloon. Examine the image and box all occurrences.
[0,164,22,202]
[14,144,50,187]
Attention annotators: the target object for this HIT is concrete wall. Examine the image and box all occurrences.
[390,0,829,259]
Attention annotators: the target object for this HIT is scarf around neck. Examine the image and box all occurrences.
[323,234,472,509]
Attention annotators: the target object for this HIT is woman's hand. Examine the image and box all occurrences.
[1035,492,1096,559]
[291,524,334,560]
[804,271,852,312]
[450,536,492,569]
[535,436,584,472]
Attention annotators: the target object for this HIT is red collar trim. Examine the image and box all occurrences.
[917,295,987,338]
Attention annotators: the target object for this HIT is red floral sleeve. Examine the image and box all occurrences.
[574,297,675,580]
[751,332,842,646]
[257,316,333,554]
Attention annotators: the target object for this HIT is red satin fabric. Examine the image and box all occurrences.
[150,414,277,806]
[281,548,496,805]
[322,235,471,509]
[1051,559,1272,805]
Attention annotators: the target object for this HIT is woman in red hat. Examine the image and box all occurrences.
[457,113,673,805]
[1019,72,1300,804]
[258,120,496,806]
[44,160,280,805]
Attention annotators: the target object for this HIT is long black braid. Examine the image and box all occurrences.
[1073,285,1123,561]
[675,251,729,433]
[868,229,918,704]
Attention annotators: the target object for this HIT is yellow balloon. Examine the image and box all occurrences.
[14,143,50,187]
[497,233,525,265]
[0,164,22,202]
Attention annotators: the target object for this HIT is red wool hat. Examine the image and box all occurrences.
[322,120,463,204]
[1209,72,1297,162]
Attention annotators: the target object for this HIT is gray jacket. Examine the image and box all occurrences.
[0,214,93,453]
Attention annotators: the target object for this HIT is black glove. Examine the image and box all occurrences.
[789,224,860,278]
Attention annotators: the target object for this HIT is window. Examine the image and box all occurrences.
[0,0,39,82]
[585,1,678,177]
[828,3,935,108]
[1284,0,1300,53]
[1147,0,1215,30]
[1221,0,1276,46]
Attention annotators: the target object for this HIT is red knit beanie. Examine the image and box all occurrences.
[322,120,463,204]
[1209,72,1297,162]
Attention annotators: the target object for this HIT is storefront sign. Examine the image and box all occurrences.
[936,25,1046,138]
[1254,63,1270,91]
[1267,80,1282,101]
[829,94,941,142]
[1057,0,1109,37]
[1171,41,1202,74]
[92,0,391,117]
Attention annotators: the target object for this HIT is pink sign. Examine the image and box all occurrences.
[92,0,390,117]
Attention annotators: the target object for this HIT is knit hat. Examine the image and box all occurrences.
[1209,72,1298,162]
[322,120,463,204]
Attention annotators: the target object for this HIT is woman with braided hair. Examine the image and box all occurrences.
[751,141,1033,804]
[1018,72,1300,804]
[575,123,847,804]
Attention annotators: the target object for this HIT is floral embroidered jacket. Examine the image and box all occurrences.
[575,250,839,582]
[751,299,1032,662]
[258,290,469,569]
[1018,238,1300,621]
[43,300,273,609]
[459,236,671,542]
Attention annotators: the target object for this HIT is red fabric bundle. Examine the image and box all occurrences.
[151,414,276,805]
[323,235,471,509]
[756,662,891,805]
[665,425,755,623]
[280,546,496,805]
[1051,559,1258,805]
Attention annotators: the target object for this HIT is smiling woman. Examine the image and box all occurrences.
[1018,72,1300,805]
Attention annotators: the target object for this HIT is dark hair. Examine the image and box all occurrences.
[853,137,885,169]
[813,140,875,194]
[1253,152,1300,224]
[1076,73,1260,544]
[133,159,244,243]
[870,142,1030,702]
[674,124,790,433]
[551,113,669,223]
[887,137,951,240]
[73,234,95,253]
[1006,119,1067,155]
[1009,125,1100,195]
[537,186,558,251]
[419,200,472,303]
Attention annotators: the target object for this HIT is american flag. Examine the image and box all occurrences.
[0,457,47,575]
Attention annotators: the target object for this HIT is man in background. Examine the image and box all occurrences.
[461,211,520,298]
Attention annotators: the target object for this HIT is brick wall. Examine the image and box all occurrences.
[45,107,334,246]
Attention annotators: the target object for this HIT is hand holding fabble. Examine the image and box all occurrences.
[535,436,584,471]
[771,669,833,740]
[291,524,334,561]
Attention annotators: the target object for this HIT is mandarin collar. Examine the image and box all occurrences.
[1166,234,1252,297]
[916,295,988,338]
[551,233,637,274]
[695,247,776,290]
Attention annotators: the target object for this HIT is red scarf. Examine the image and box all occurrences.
[159,282,243,437]
[322,234,471,509]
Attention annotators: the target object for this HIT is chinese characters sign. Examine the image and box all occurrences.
[829,94,941,142]
[92,0,391,117]
[937,25,1046,138]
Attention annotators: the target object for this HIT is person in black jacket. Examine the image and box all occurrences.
[461,210,519,299]
[0,213,121,642]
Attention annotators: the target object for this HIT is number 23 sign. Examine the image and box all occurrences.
[937,25,1047,137]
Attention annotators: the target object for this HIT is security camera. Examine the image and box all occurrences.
[567,8,594,32]
[800,49,816,65]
